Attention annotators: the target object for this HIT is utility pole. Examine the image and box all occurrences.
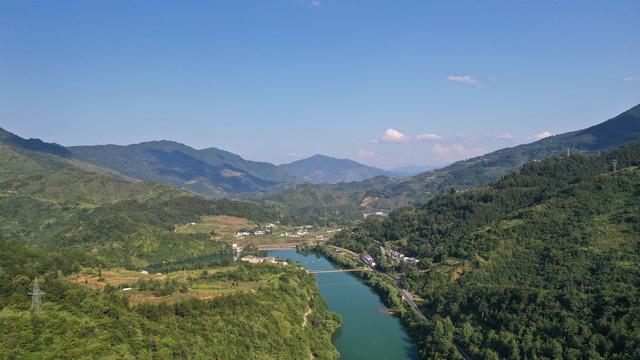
[28,277,45,314]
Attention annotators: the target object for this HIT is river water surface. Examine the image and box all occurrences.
[269,249,420,360]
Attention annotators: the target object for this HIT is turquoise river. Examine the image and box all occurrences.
[268,249,420,360]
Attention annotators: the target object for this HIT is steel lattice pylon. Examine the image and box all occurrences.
[28,276,46,314]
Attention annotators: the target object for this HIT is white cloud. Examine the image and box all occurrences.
[431,144,486,162]
[488,133,514,140]
[455,134,479,141]
[308,0,320,6]
[536,131,552,140]
[416,133,444,142]
[379,128,410,143]
[358,150,376,160]
[624,77,639,83]
[446,75,485,88]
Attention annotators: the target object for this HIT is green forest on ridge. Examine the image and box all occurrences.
[2,114,640,358]
[330,141,640,359]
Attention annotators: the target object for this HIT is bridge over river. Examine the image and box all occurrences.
[308,268,369,274]
[323,245,473,360]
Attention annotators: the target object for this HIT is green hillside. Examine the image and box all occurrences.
[0,127,71,157]
[261,185,363,226]
[0,237,340,359]
[0,141,278,268]
[68,140,301,198]
[258,104,640,219]
[330,141,640,359]
[358,103,640,210]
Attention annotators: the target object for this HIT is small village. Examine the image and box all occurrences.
[385,249,420,265]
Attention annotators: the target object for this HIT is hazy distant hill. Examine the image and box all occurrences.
[389,165,441,177]
[279,154,398,183]
[359,103,640,208]
[0,127,71,157]
[68,141,301,197]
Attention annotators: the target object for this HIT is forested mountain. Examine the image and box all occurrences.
[262,104,640,215]
[357,103,640,209]
[0,127,71,157]
[0,139,278,268]
[390,165,441,177]
[330,140,640,359]
[0,128,344,359]
[68,141,302,198]
[0,237,340,359]
[279,154,398,183]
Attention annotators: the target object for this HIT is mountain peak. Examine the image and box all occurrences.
[279,154,392,183]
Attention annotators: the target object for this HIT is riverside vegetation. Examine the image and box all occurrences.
[0,237,340,359]
[329,141,640,359]
[0,141,341,358]
[3,118,640,358]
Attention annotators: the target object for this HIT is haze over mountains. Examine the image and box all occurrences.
[355,102,640,208]
[1,103,639,208]
[278,154,401,184]
[68,141,300,198]
[2,104,640,360]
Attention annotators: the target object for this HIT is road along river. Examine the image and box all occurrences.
[269,249,420,360]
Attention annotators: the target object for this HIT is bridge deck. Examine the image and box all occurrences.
[309,268,369,274]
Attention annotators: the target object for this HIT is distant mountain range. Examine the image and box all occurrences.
[357,102,640,209]
[278,154,402,184]
[0,127,71,157]
[389,165,441,177]
[67,141,301,198]
[0,128,419,198]
[2,102,639,210]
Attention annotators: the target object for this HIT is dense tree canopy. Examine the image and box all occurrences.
[330,141,640,359]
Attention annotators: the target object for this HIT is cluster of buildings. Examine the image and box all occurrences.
[280,229,309,238]
[234,229,271,238]
[386,249,420,265]
[361,254,376,267]
[234,223,280,239]
[138,269,163,275]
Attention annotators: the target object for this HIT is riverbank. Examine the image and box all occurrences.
[313,245,429,358]
[268,249,420,360]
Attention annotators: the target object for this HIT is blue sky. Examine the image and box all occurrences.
[1,1,639,169]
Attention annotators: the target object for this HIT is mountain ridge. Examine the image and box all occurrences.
[279,154,399,184]
[2,102,638,210]
[357,102,640,209]
[67,140,301,198]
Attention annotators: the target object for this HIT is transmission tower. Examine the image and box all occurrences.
[28,277,46,314]
[183,269,189,292]
[613,159,617,172]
